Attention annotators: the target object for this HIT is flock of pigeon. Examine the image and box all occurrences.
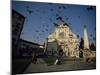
[24,3,94,41]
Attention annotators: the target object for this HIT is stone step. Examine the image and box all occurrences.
[63,57,83,61]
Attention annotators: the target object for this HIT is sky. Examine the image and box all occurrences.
[12,1,96,45]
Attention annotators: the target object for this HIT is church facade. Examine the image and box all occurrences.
[45,22,80,58]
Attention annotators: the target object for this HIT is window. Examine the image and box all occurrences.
[59,31,64,38]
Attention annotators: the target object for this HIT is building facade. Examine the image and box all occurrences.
[12,9,25,46]
[45,22,80,58]
[12,9,25,57]
[18,39,44,57]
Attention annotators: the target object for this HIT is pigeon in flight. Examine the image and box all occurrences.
[63,23,69,26]
[46,25,49,27]
[56,14,59,17]
[78,16,81,19]
[26,5,30,8]
[27,9,33,14]
[47,3,53,5]
[56,16,62,20]
[56,16,64,22]
[58,6,62,9]
[35,30,39,32]
[50,8,54,11]
[42,30,44,32]
[49,18,52,21]
[45,29,48,31]
[53,22,59,26]
[62,6,66,9]
[87,6,93,11]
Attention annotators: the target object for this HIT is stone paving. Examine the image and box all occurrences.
[23,57,96,74]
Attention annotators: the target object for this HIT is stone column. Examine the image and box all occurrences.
[84,25,90,50]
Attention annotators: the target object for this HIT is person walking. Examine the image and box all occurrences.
[54,46,64,65]
[32,52,37,64]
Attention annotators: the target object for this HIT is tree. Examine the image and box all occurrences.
[90,42,96,51]
[79,37,84,50]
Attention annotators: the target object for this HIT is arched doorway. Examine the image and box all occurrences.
[79,50,83,58]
